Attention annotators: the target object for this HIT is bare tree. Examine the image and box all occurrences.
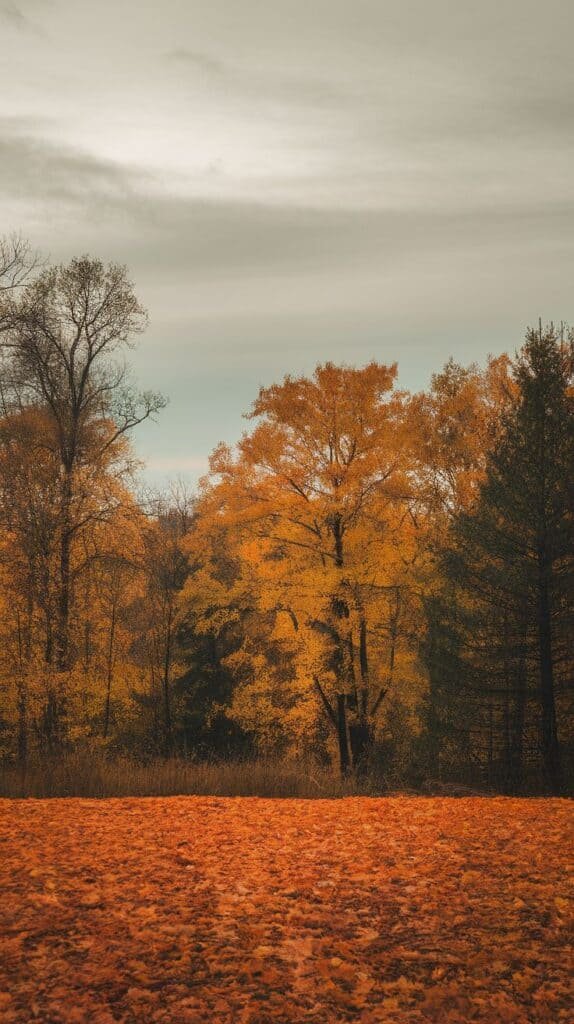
[1,256,166,671]
[0,234,39,293]
[0,235,40,340]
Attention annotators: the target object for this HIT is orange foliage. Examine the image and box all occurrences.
[1,797,571,1023]
[411,354,514,518]
[185,362,427,755]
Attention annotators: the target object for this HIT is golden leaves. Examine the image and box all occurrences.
[183,360,432,754]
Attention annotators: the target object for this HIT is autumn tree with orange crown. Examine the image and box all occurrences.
[184,361,428,773]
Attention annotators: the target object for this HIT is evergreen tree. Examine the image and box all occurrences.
[438,324,573,793]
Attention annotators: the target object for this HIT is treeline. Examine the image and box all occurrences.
[0,238,572,794]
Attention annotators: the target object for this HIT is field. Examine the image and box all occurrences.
[0,798,572,1024]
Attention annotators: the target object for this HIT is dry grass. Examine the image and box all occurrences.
[0,754,376,799]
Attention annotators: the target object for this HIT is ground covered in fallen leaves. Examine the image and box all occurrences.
[0,797,572,1023]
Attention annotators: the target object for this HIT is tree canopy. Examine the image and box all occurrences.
[0,239,571,794]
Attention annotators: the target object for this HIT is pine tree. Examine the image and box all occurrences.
[440,324,573,794]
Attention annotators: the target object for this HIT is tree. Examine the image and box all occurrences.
[408,355,515,784]
[129,486,194,756]
[411,354,513,522]
[1,256,166,672]
[0,234,38,298]
[184,362,426,773]
[0,403,152,759]
[439,325,573,794]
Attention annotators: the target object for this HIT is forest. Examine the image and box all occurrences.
[0,235,572,796]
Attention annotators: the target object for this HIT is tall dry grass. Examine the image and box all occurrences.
[0,754,379,799]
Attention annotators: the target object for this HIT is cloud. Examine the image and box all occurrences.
[165,48,227,76]
[0,1,42,34]
[0,0,572,485]
[2,121,573,303]
[163,44,347,110]
[401,88,574,149]
[0,123,145,202]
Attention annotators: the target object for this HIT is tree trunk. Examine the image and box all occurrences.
[17,679,27,768]
[15,607,29,767]
[45,609,54,666]
[103,600,117,738]
[57,533,71,671]
[56,469,73,672]
[425,620,441,780]
[502,612,512,792]
[358,616,370,722]
[336,694,351,775]
[162,606,174,757]
[349,614,374,774]
[43,688,62,756]
[510,613,527,792]
[148,642,161,751]
[487,703,494,788]
[537,541,562,793]
[349,720,372,774]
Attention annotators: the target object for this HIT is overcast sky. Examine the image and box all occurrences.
[1,0,573,485]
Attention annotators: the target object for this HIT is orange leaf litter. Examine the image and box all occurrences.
[1,797,572,1023]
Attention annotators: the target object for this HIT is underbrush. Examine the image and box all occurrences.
[0,754,381,799]
[2,753,536,799]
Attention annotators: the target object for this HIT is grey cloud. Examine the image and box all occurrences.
[2,125,573,284]
[160,34,574,165]
[165,48,227,76]
[2,0,574,485]
[0,125,148,203]
[407,89,574,148]
[163,45,348,110]
[124,199,574,283]
[0,1,42,34]
[1,2,29,29]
